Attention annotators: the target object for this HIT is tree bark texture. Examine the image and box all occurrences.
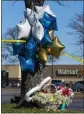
[24,0,45,9]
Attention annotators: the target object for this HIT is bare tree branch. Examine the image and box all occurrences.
[67,12,84,46]
[3,27,16,39]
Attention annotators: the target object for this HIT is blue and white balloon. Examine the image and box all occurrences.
[35,5,56,19]
[41,30,52,46]
[16,19,31,40]
[25,8,38,26]
[19,56,35,72]
[12,42,25,55]
[39,12,58,30]
[25,37,37,58]
[32,20,44,41]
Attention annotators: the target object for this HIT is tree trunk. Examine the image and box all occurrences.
[16,0,45,107]
[20,71,29,98]
[24,0,45,8]
[20,68,47,99]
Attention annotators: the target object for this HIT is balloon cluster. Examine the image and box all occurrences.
[13,5,65,75]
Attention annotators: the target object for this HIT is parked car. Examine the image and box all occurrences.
[52,80,62,87]
[75,81,84,92]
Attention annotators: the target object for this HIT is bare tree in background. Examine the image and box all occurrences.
[2,27,19,65]
[3,27,16,39]
[67,12,84,46]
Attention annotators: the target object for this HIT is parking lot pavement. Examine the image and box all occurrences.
[2,88,20,104]
[67,98,84,110]
[1,88,84,110]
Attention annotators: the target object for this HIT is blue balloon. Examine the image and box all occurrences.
[25,38,37,58]
[12,43,25,55]
[19,56,35,72]
[39,12,58,30]
[41,30,52,46]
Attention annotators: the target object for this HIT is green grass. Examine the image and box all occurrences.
[1,103,84,113]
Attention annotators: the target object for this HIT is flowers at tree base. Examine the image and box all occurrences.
[31,86,74,107]
[57,86,74,97]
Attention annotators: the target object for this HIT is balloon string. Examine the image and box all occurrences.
[1,39,84,63]
[61,52,84,63]
[2,39,26,43]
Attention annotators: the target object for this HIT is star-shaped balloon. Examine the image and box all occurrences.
[49,30,55,40]
[25,8,38,26]
[25,37,37,58]
[32,20,44,41]
[46,37,65,58]
[19,56,35,72]
[35,5,56,19]
[38,48,48,63]
[39,12,58,30]
[16,19,31,40]
[12,42,25,56]
[41,30,52,46]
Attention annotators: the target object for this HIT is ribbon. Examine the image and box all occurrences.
[2,39,26,43]
[61,52,84,63]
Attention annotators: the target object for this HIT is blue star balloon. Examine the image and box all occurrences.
[39,12,58,30]
[19,56,35,72]
[25,37,37,58]
[12,42,25,55]
[41,30,52,46]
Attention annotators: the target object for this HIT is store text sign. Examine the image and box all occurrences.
[57,69,79,75]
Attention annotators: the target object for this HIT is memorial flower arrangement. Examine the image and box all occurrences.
[31,85,74,110]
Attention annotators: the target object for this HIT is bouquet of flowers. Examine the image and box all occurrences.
[31,84,74,110]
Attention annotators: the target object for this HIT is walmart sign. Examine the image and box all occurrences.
[57,69,79,75]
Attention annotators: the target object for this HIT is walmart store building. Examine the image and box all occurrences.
[2,64,83,85]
